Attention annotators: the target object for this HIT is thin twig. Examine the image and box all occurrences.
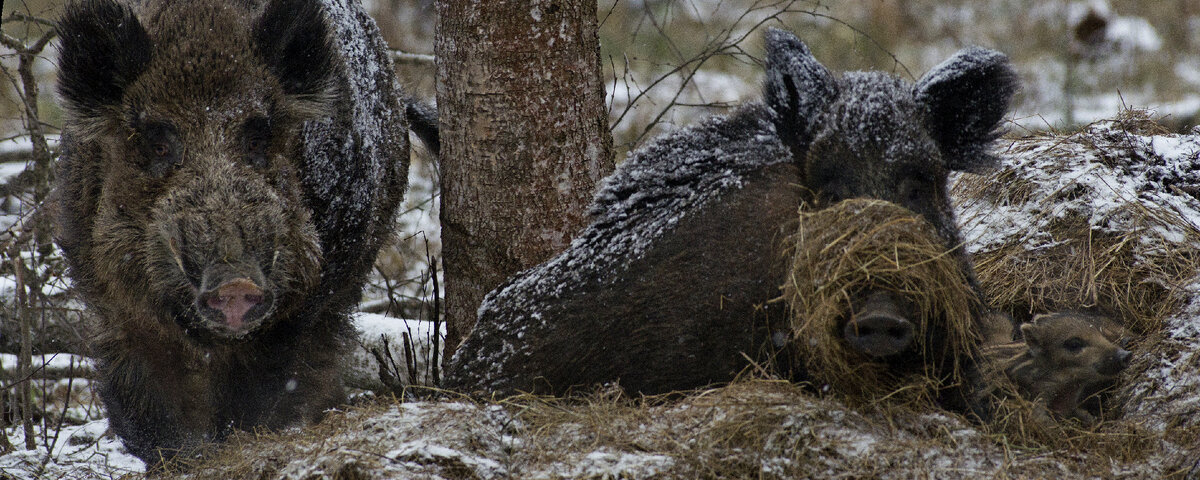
[390,49,435,65]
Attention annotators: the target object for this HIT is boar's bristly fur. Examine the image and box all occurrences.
[54,0,409,465]
[445,29,1017,415]
[446,104,798,396]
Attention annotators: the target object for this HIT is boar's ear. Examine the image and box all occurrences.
[57,0,151,129]
[914,47,1018,173]
[762,28,837,156]
[254,0,337,113]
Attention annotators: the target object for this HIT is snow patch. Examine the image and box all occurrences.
[346,313,445,390]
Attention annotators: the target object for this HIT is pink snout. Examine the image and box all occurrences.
[199,278,266,330]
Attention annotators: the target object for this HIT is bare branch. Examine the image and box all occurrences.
[390,49,435,65]
[2,13,57,30]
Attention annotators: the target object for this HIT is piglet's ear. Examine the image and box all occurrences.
[254,0,338,113]
[914,47,1018,173]
[1019,322,1045,358]
[762,28,838,156]
[57,0,152,128]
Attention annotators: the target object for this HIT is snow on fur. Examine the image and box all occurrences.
[446,30,1018,399]
[300,0,408,238]
[456,102,789,388]
[913,46,1018,171]
[762,27,836,150]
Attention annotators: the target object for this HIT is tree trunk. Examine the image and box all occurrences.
[435,0,613,357]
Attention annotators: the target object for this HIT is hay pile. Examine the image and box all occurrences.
[953,110,1200,459]
[780,199,980,400]
[954,112,1200,332]
[175,381,1194,479]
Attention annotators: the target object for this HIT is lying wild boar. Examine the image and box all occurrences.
[983,311,1133,425]
[54,0,409,463]
[443,29,1016,410]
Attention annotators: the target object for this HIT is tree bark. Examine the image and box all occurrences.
[436,0,613,357]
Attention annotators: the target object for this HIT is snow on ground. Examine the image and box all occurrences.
[0,372,142,479]
[0,135,58,158]
[0,420,143,480]
[0,353,92,376]
[345,313,444,391]
[0,255,70,301]
[1125,289,1200,433]
[175,377,1189,479]
[955,119,1200,256]
[4,1,1200,477]
[0,160,26,183]
[0,314,448,480]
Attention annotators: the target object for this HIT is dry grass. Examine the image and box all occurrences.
[959,193,1198,336]
[781,199,980,402]
[955,111,1200,334]
[952,111,1200,473]
[969,222,1196,335]
[173,379,1197,479]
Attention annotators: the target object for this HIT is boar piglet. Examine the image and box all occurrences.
[984,312,1132,425]
[54,0,409,465]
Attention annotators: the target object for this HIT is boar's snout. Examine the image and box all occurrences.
[149,161,321,339]
[844,291,915,357]
[1098,347,1132,376]
[197,268,275,332]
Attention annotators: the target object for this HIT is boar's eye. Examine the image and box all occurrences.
[242,116,272,169]
[137,122,181,178]
[897,168,940,206]
[806,159,845,203]
[1062,337,1085,353]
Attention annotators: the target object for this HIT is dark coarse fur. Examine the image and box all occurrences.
[444,29,1017,407]
[54,0,409,465]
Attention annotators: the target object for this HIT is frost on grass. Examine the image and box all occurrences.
[954,117,1200,257]
[0,420,144,480]
[180,379,1185,479]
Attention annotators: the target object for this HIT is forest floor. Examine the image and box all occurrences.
[3,1,1200,478]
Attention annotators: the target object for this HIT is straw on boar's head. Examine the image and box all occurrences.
[783,199,982,402]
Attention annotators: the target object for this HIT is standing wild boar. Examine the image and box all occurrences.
[443,29,1017,407]
[54,0,409,463]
